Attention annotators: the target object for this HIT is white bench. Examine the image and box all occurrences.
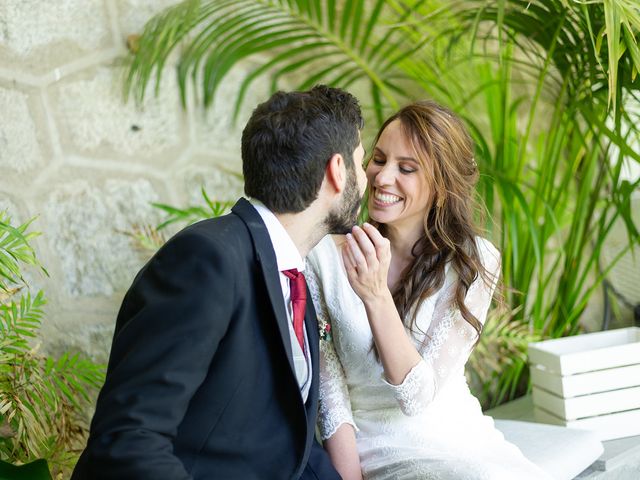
[487,395,640,479]
[494,419,603,479]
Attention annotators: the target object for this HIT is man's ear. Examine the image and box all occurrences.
[325,153,346,193]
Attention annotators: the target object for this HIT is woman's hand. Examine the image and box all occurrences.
[341,223,392,304]
[342,224,423,386]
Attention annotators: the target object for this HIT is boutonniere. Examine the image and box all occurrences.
[318,318,332,341]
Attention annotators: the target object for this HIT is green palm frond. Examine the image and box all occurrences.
[450,0,640,111]
[153,186,233,230]
[0,320,105,467]
[44,353,106,408]
[0,213,46,292]
[0,291,46,358]
[0,216,105,472]
[125,187,234,253]
[125,0,430,122]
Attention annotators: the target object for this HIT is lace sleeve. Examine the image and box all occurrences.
[306,256,358,440]
[384,239,501,416]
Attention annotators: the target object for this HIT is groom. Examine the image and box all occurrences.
[71,85,366,479]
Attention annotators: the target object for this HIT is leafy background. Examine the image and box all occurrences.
[126,0,640,406]
[1,0,639,475]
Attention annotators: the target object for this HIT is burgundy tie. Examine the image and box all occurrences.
[282,268,306,353]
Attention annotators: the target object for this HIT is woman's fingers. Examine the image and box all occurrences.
[360,223,391,261]
[350,226,378,266]
[341,226,390,302]
[341,243,360,284]
[341,241,357,269]
[346,232,368,272]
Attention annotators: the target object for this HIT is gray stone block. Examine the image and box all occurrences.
[51,66,185,159]
[43,177,161,297]
[0,85,44,173]
[0,0,113,74]
[178,161,245,206]
[116,0,184,37]
[194,66,271,156]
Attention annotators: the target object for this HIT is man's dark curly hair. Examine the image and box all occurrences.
[241,85,363,213]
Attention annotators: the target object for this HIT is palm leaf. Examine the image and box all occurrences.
[0,291,46,359]
[124,0,439,121]
[450,0,640,109]
[152,188,233,230]
[0,214,46,292]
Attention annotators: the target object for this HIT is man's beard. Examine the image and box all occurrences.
[324,168,361,235]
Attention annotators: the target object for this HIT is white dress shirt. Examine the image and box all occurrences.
[251,200,312,403]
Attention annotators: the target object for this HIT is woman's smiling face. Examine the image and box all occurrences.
[366,119,432,231]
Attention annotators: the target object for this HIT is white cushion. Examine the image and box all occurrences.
[495,419,604,480]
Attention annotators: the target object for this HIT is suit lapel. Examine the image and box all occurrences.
[231,199,295,370]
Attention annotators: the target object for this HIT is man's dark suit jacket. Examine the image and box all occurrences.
[72,198,341,480]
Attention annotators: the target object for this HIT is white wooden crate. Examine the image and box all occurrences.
[530,363,640,397]
[534,407,640,441]
[528,327,640,440]
[532,385,640,420]
[528,327,640,376]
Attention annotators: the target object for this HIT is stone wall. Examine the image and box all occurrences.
[0,0,262,362]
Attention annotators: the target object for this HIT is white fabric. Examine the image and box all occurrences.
[251,200,311,402]
[306,235,552,480]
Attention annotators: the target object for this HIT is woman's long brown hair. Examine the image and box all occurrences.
[369,100,497,347]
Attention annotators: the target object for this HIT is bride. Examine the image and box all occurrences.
[307,101,551,480]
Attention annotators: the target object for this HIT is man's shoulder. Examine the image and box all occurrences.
[181,212,246,238]
[125,212,253,296]
[160,212,251,259]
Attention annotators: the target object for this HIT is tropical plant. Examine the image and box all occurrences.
[0,212,105,477]
[0,215,46,291]
[467,307,540,409]
[123,0,640,405]
[433,0,639,403]
[153,187,234,230]
[124,0,417,123]
[127,188,234,253]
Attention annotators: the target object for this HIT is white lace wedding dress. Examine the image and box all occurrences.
[306,236,551,480]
